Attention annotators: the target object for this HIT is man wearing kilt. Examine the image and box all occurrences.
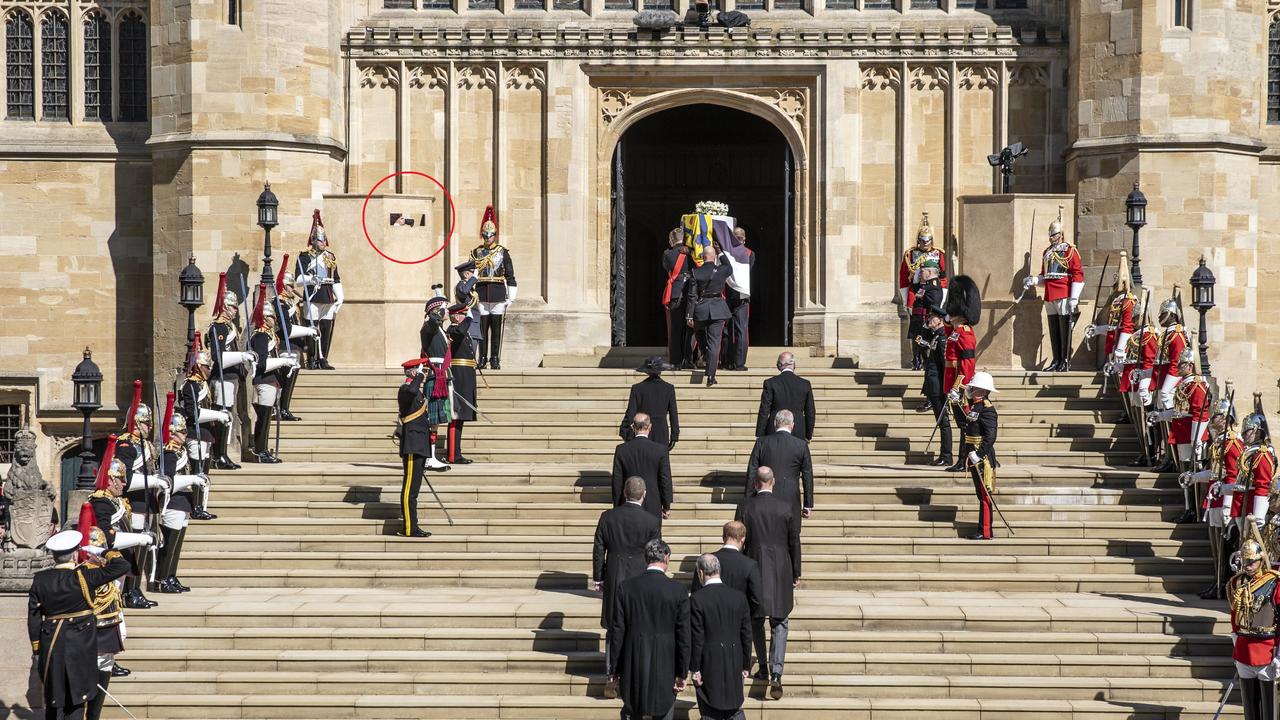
[447,302,478,465]
[418,295,453,469]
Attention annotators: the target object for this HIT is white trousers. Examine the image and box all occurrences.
[478,301,509,316]
[1238,659,1279,681]
[1045,299,1071,315]
[254,383,280,406]
[161,508,189,530]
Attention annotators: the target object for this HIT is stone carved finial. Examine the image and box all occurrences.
[2,428,54,551]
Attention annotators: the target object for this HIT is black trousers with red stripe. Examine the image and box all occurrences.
[447,420,466,462]
[969,467,993,539]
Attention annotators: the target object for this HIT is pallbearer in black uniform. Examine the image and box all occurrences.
[454,259,483,354]
[447,302,478,464]
[620,356,680,450]
[207,272,255,469]
[689,553,753,720]
[662,229,693,369]
[685,246,734,387]
[397,357,446,539]
[724,226,755,372]
[295,209,343,370]
[28,530,130,720]
[959,371,1000,540]
[469,205,517,370]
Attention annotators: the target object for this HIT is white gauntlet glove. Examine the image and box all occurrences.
[289,324,319,340]
[1023,276,1041,289]
[198,408,231,425]
[506,285,518,303]
[332,282,344,311]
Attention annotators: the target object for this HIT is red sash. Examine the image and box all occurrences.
[662,253,687,306]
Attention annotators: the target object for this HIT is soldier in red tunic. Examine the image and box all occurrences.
[1184,392,1242,598]
[1085,252,1135,391]
[1242,396,1277,539]
[1154,287,1190,411]
[1227,527,1280,720]
[942,276,980,473]
[1125,296,1160,467]
[1021,207,1084,371]
[898,212,947,370]
[1148,350,1210,520]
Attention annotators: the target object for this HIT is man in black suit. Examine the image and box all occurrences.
[611,414,673,523]
[594,477,662,700]
[620,357,680,450]
[755,352,816,441]
[745,410,814,521]
[662,229,693,369]
[690,521,761,620]
[690,553,753,720]
[735,468,800,699]
[685,247,734,387]
[29,530,131,720]
[609,539,690,720]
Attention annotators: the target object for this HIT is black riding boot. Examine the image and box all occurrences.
[1058,313,1074,372]
[212,416,240,470]
[252,404,280,463]
[490,315,504,370]
[318,319,335,369]
[279,373,300,421]
[1045,314,1063,371]
[156,526,184,593]
[478,315,491,369]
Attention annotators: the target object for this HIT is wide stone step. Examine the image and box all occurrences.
[286,395,1121,411]
[194,516,1208,541]
[156,567,1206,592]
[294,366,1105,384]
[279,406,1122,423]
[98,695,1236,720]
[183,533,1209,560]
[109,670,1231,702]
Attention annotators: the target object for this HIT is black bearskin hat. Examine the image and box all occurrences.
[944,275,981,325]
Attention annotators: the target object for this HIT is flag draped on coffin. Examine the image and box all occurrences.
[681,213,752,297]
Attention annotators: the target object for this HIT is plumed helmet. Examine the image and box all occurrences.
[1216,381,1237,424]
[1177,348,1196,367]
[1241,538,1268,565]
[1159,285,1184,324]
[169,413,187,436]
[1243,392,1270,441]
[196,350,212,369]
[252,284,270,328]
[309,209,328,246]
[107,458,127,481]
[916,211,933,246]
[480,205,498,240]
[1047,205,1065,238]
[944,274,982,325]
[1113,251,1133,292]
[93,434,118,490]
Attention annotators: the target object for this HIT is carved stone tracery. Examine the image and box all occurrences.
[359,64,399,89]
[861,66,902,91]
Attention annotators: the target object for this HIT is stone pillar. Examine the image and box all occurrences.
[957,193,1077,370]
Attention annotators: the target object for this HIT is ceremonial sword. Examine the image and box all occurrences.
[1086,255,1111,354]
[1014,208,1038,303]
[98,683,141,720]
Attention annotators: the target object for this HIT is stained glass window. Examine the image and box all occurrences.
[41,12,68,120]
[120,13,147,121]
[1269,19,1280,123]
[84,12,111,121]
[6,11,34,119]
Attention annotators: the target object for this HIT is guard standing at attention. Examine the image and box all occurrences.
[1021,207,1084,371]
[295,209,343,370]
[898,212,948,370]
[469,205,517,370]
[1227,526,1280,720]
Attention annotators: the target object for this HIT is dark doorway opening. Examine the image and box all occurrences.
[610,103,793,347]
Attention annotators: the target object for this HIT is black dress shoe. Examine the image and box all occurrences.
[915,400,932,413]
[171,576,191,592]
[318,360,335,370]
[110,664,131,677]
[944,461,966,473]
[1197,584,1221,600]
[751,670,769,681]
[706,378,718,387]
[1152,462,1176,474]
[124,589,156,609]
[156,578,184,594]
[931,456,954,467]
[395,528,432,538]
[451,456,474,465]
[213,459,241,471]
[1126,456,1151,467]
[478,358,489,370]
[280,411,302,421]
[191,509,218,521]
[1173,508,1198,524]
[769,673,784,700]
[255,453,283,464]
[490,360,502,370]
[966,533,992,541]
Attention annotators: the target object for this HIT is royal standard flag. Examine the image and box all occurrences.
[682,212,751,297]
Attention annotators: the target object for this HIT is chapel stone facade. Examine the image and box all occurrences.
[1,0,1277,475]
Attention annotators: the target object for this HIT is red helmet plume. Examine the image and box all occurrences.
[76,503,97,562]
[211,272,229,318]
[252,283,269,329]
[276,253,291,295]
[480,205,498,238]
[161,392,176,444]
[94,434,119,491]
[186,331,205,374]
[309,209,328,245]
[125,380,142,434]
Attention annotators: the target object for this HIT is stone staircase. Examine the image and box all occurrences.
[104,367,1237,719]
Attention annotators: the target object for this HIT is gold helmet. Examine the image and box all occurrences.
[107,458,127,480]
[1158,285,1184,324]
[1047,205,1065,239]
[915,211,934,248]
[1242,538,1267,565]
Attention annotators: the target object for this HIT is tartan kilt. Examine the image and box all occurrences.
[426,395,451,425]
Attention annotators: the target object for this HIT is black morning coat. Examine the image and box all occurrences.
[690,546,763,619]
[684,256,734,323]
[735,491,801,619]
[592,502,661,630]
[28,554,130,709]
[397,372,432,457]
[619,375,680,447]
[611,436,674,521]
[690,582,754,714]
[609,568,691,719]
[745,430,815,517]
[755,370,817,440]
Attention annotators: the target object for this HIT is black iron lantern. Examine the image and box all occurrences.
[256,181,279,230]
[1124,181,1148,288]
[71,347,103,490]
[1190,256,1217,376]
[179,255,205,310]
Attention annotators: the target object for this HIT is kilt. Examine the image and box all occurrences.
[426,395,450,425]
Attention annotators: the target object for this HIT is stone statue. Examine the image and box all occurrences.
[2,429,54,550]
